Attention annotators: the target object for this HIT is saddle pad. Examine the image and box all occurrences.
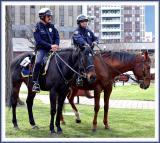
[21,53,54,77]
[21,67,32,77]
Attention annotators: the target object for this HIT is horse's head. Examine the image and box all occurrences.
[78,48,96,83]
[133,51,151,89]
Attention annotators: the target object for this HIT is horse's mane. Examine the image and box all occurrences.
[101,50,136,64]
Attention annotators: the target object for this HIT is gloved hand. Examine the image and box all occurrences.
[84,43,90,48]
[81,43,90,51]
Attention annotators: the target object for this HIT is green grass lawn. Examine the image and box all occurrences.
[6,99,155,138]
[20,83,155,101]
[110,83,155,101]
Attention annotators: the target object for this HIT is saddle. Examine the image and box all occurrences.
[20,53,53,78]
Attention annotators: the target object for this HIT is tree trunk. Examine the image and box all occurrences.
[5,6,13,106]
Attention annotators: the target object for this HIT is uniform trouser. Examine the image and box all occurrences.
[32,49,48,82]
[81,47,94,72]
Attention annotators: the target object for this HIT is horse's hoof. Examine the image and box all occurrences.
[57,128,63,134]
[50,130,56,135]
[50,132,57,137]
[32,125,39,129]
[76,119,81,123]
[92,128,97,132]
[14,126,20,130]
[57,130,63,134]
[105,127,111,131]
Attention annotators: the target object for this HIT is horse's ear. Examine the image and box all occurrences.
[144,51,148,60]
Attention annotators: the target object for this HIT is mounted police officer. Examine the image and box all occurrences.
[72,14,98,86]
[32,8,60,93]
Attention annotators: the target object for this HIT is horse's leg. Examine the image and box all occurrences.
[92,86,101,132]
[24,79,37,129]
[49,87,57,134]
[11,82,22,129]
[103,84,112,130]
[67,88,81,123]
[56,88,69,134]
[60,113,65,125]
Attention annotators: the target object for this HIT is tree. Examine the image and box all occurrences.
[5,6,13,106]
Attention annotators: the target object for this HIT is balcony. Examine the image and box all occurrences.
[101,13,121,17]
[101,20,121,24]
[101,28,121,32]
[101,35,121,39]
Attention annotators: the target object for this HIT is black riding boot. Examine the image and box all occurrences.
[76,61,84,87]
[32,71,40,93]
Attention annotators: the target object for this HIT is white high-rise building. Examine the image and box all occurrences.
[101,5,121,42]
[83,5,145,43]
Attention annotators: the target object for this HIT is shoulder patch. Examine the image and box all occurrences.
[74,31,79,35]
[87,32,91,37]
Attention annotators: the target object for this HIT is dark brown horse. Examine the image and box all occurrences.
[61,50,151,131]
[10,48,96,134]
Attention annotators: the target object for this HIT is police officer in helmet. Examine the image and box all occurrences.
[72,14,98,86]
[32,8,60,93]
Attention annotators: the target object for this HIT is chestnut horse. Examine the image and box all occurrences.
[61,50,151,131]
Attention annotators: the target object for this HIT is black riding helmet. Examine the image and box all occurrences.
[38,8,53,20]
[77,14,89,24]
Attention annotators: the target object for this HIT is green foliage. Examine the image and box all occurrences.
[6,100,155,138]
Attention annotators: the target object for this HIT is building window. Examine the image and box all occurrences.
[135,10,140,14]
[50,6,55,23]
[68,16,73,26]
[68,6,73,16]
[135,17,140,21]
[135,32,140,36]
[124,23,132,29]
[77,6,82,15]
[11,6,15,24]
[96,10,99,14]
[20,6,25,24]
[59,6,64,26]
[135,22,140,29]
[30,5,35,24]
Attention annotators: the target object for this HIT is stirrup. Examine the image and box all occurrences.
[32,82,40,93]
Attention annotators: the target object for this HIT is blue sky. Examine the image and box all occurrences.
[145,6,155,36]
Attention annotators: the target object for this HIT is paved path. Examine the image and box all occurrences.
[19,94,155,109]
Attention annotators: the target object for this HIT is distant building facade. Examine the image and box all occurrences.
[83,5,145,43]
[11,5,82,39]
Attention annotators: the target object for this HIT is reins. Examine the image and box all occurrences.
[52,50,86,84]
[93,45,141,84]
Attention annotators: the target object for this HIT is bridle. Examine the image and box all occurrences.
[135,59,151,84]
[94,46,151,85]
[54,50,86,84]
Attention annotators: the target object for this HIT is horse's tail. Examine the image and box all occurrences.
[8,86,13,110]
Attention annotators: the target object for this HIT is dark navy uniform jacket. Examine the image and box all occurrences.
[33,22,60,51]
[72,27,98,49]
